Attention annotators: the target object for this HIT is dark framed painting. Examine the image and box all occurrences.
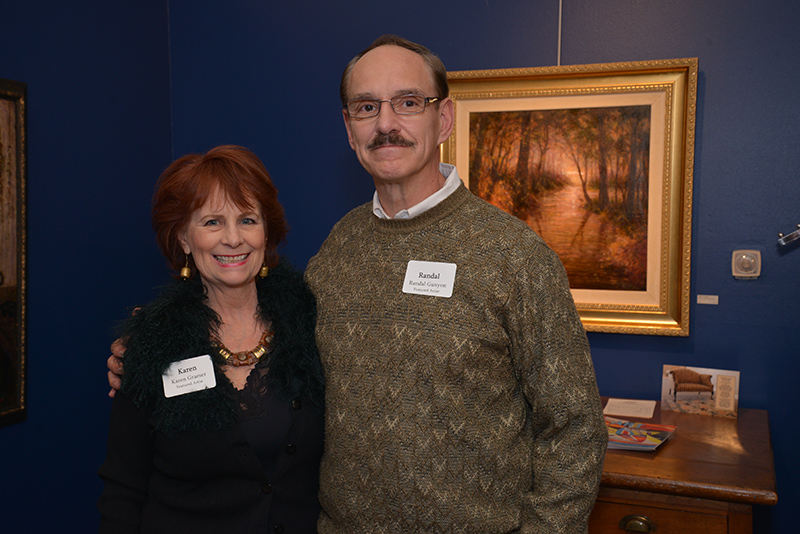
[0,78,27,425]
[442,59,697,335]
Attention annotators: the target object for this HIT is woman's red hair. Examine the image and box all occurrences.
[151,145,288,276]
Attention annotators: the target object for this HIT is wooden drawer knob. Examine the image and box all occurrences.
[618,514,656,532]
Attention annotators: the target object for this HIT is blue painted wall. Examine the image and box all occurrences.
[0,1,172,531]
[1,1,796,532]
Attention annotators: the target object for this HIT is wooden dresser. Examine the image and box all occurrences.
[589,401,777,534]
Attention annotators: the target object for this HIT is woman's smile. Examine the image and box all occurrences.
[214,252,251,266]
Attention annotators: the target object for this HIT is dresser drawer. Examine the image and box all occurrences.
[589,499,728,533]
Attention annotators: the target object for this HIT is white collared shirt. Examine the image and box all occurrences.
[372,163,461,220]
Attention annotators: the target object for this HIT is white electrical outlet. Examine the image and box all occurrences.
[732,250,761,279]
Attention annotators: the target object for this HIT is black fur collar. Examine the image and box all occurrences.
[120,259,323,433]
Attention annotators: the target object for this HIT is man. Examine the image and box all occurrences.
[110,35,607,533]
[305,35,606,533]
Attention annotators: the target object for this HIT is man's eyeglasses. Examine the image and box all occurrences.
[345,94,440,119]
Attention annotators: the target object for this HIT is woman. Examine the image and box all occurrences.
[98,145,324,533]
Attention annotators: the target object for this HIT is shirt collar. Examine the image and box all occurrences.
[372,163,461,220]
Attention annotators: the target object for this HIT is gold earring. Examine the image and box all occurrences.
[180,254,191,280]
[259,245,269,278]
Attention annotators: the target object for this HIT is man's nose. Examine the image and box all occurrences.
[375,100,401,132]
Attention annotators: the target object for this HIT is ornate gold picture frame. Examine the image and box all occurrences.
[0,78,27,425]
[442,59,697,335]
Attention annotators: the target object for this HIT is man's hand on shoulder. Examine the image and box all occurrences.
[108,306,139,397]
[107,338,125,398]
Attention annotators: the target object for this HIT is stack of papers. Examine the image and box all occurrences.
[603,398,656,419]
[605,416,676,451]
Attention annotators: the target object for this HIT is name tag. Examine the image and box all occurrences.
[402,260,457,298]
[162,354,217,398]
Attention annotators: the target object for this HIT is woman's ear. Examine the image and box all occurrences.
[179,231,191,255]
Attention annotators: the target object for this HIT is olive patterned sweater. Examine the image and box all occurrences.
[306,182,607,534]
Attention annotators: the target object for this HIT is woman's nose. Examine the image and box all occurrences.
[221,224,243,246]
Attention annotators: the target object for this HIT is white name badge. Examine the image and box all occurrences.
[402,260,457,298]
[162,354,217,398]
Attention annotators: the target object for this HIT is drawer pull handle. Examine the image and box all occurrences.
[619,514,656,532]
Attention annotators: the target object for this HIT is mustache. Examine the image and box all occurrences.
[366,132,415,150]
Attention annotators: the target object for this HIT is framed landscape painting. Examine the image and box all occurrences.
[0,78,27,425]
[442,59,697,335]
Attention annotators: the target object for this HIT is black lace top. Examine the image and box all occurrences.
[233,366,292,479]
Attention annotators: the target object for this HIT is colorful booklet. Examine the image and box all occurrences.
[605,416,676,451]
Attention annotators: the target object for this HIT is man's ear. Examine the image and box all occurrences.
[342,109,357,151]
[437,97,455,146]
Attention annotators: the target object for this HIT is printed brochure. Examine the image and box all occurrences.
[605,416,676,451]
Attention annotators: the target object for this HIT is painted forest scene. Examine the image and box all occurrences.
[469,105,651,290]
